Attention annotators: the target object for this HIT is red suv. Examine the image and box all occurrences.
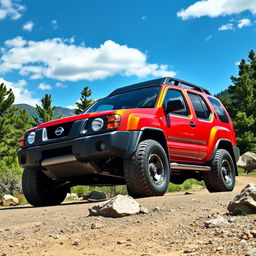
[18,77,239,206]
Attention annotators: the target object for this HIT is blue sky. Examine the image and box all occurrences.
[0,0,256,108]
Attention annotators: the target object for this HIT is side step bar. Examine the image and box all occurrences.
[171,163,211,172]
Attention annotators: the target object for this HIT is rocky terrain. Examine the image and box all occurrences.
[1,176,256,256]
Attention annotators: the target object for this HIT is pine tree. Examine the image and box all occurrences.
[0,83,33,195]
[75,86,93,115]
[33,94,60,125]
[225,50,256,153]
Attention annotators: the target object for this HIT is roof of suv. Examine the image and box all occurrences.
[108,77,211,97]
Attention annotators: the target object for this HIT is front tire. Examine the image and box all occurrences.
[124,139,170,198]
[203,149,236,192]
[22,168,68,207]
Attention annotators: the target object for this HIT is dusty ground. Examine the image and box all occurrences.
[1,176,256,256]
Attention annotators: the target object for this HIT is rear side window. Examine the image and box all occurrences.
[208,97,229,123]
[164,89,189,116]
[188,93,211,120]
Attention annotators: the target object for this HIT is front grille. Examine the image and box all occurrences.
[42,146,73,159]
[46,122,74,139]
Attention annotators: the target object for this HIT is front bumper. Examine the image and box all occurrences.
[18,131,141,178]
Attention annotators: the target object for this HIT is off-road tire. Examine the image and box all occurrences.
[124,139,170,198]
[22,168,68,207]
[203,149,235,192]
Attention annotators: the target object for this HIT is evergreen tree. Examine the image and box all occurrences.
[75,86,93,115]
[223,50,256,153]
[33,94,60,125]
[0,83,33,195]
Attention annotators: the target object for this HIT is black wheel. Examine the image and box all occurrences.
[22,168,68,207]
[203,149,236,192]
[124,139,170,197]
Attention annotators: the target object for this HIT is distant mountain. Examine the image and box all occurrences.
[15,104,75,118]
[215,89,230,99]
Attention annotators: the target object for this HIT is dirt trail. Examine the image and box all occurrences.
[1,176,256,256]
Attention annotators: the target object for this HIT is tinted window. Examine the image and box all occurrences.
[188,93,211,120]
[85,86,160,113]
[164,89,188,116]
[208,97,229,123]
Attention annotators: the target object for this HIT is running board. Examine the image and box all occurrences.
[171,163,211,172]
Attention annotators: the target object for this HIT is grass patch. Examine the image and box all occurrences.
[238,167,256,176]
[71,185,127,198]
[167,179,205,192]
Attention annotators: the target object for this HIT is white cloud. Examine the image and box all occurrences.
[0,37,176,81]
[0,77,40,106]
[38,82,52,90]
[23,21,34,32]
[177,0,256,20]
[5,36,26,47]
[218,23,234,31]
[0,0,25,20]
[56,82,67,88]
[238,18,251,28]
[51,19,58,29]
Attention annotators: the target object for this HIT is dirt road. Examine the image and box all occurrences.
[1,176,256,256]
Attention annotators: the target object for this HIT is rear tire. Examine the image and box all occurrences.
[22,168,68,207]
[203,149,235,192]
[124,139,170,198]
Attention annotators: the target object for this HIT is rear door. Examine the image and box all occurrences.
[163,88,201,163]
[187,92,213,161]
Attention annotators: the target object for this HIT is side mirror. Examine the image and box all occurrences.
[166,99,184,113]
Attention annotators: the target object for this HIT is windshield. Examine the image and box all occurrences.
[85,86,161,113]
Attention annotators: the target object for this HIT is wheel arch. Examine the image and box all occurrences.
[139,128,169,161]
[210,139,238,176]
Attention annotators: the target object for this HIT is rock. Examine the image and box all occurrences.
[237,152,256,173]
[1,195,19,206]
[91,223,103,229]
[153,207,161,212]
[83,191,107,201]
[72,238,81,246]
[228,184,256,215]
[49,234,59,239]
[88,195,146,218]
[184,248,196,253]
[117,240,126,244]
[204,215,229,228]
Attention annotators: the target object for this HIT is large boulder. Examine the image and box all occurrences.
[1,195,19,206]
[237,152,256,173]
[88,195,147,218]
[228,184,256,215]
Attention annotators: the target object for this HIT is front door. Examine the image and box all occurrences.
[162,88,200,163]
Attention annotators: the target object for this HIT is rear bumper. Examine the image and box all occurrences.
[17,131,141,178]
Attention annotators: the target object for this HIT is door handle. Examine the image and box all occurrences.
[190,121,197,128]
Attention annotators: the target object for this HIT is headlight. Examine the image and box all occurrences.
[91,118,104,131]
[27,131,36,144]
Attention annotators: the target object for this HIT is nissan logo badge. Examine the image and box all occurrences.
[55,127,64,136]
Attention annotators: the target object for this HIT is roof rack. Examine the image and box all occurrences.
[163,77,211,95]
[108,77,211,96]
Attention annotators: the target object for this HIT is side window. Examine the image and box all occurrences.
[163,89,189,116]
[208,97,229,123]
[188,93,211,120]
